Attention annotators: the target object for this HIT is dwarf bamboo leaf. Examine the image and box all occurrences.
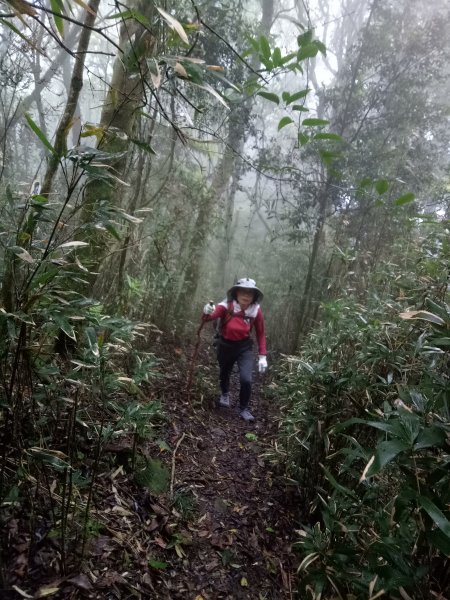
[369,439,410,476]
[53,315,76,340]
[399,310,445,326]
[418,496,450,538]
[25,114,57,156]
[156,7,189,44]
[50,0,65,37]
[0,19,43,54]
[57,241,90,250]
[272,47,282,67]
[8,246,34,264]
[85,327,99,357]
[130,138,157,155]
[414,426,447,450]
[259,35,271,60]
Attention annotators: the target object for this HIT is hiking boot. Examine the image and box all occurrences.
[219,393,230,407]
[240,408,255,422]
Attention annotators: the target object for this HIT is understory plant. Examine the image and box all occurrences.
[277,235,450,598]
[0,144,164,579]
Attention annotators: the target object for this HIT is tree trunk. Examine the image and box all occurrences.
[40,0,100,197]
[79,0,157,274]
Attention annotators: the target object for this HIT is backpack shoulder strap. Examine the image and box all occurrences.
[221,300,234,327]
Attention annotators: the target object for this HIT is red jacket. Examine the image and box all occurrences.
[203,300,267,355]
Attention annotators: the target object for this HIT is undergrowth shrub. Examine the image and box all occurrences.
[277,272,450,598]
[0,148,166,579]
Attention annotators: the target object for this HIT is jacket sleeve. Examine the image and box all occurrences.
[202,304,227,322]
[254,308,267,355]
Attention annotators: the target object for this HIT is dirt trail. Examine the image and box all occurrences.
[155,354,299,599]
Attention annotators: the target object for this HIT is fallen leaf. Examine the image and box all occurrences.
[240,576,249,587]
[34,585,60,598]
[67,574,93,591]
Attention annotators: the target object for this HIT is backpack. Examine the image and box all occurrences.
[213,301,255,345]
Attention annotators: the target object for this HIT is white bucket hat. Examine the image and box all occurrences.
[227,277,263,303]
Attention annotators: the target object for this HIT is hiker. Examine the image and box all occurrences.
[202,277,267,422]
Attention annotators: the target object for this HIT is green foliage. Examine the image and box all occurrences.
[276,247,450,597]
[134,457,169,494]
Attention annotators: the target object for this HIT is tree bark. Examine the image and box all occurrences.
[40,0,100,197]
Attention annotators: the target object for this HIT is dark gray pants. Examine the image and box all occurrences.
[217,337,254,409]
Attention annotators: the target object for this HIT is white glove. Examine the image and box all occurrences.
[203,302,215,315]
[258,355,268,373]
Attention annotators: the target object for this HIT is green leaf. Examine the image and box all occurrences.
[375,179,389,194]
[303,118,329,127]
[394,192,415,206]
[279,52,298,66]
[134,459,169,493]
[297,31,313,46]
[321,465,357,498]
[429,337,450,347]
[427,529,450,556]
[105,223,121,240]
[292,105,309,112]
[418,496,450,538]
[319,149,340,165]
[369,439,410,476]
[52,315,76,341]
[257,91,279,104]
[282,91,290,103]
[314,40,327,55]
[278,116,294,131]
[25,114,57,156]
[375,179,389,196]
[313,133,343,141]
[130,138,157,155]
[298,132,309,146]
[286,89,309,104]
[148,559,168,570]
[414,426,447,450]
[85,327,99,357]
[272,47,282,67]
[259,35,271,60]
[297,44,319,61]
[0,18,42,53]
[50,0,65,37]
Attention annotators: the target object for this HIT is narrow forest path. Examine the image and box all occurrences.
[4,345,301,600]
[152,348,299,599]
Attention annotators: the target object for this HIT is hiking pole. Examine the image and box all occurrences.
[186,302,213,403]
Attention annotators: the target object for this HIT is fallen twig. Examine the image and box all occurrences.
[170,432,186,499]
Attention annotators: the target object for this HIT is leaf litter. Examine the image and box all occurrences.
[1,343,299,599]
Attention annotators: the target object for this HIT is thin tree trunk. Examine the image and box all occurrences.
[79,0,157,273]
[40,0,100,197]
